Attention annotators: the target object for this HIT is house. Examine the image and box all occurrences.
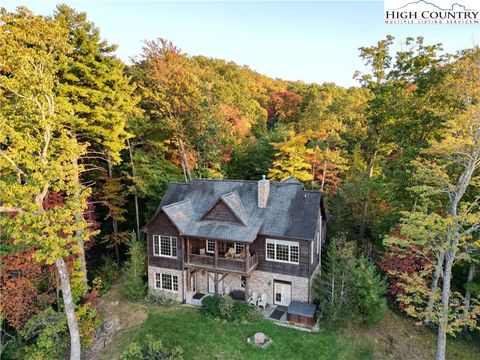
[144,176,327,308]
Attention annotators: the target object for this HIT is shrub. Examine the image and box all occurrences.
[219,295,235,319]
[144,291,176,306]
[121,334,183,360]
[93,255,118,294]
[77,303,102,348]
[231,300,256,322]
[200,295,221,318]
[20,308,69,360]
[201,295,256,322]
[121,231,147,301]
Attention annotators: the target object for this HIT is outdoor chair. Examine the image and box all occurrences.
[257,293,268,310]
[248,291,258,306]
[224,286,231,296]
[225,247,235,258]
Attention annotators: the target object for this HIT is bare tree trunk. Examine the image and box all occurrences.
[320,160,327,192]
[436,251,455,360]
[55,257,81,360]
[425,251,445,324]
[178,137,192,182]
[359,150,377,244]
[107,155,120,265]
[463,263,475,326]
[127,139,141,240]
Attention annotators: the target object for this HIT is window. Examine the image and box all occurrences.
[206,240,216,254]
[153,235,177,257]
[155,272,178,292]
[235,243,245,255]
[241,275,246,288]
[265,239,300,264]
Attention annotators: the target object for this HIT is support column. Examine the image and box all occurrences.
[214,272,219,295]
[214,240,218,268]
[245,274,249,301]
[180,235,186,303]
[187,237,190,264]
[245,243,250,272]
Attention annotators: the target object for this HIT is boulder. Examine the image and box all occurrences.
[254,332,266,345]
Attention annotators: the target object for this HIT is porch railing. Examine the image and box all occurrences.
[187,252,258,273]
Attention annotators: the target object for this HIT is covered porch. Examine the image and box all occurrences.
[184,237,258,274]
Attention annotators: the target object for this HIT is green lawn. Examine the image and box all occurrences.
[101,305,375,360]
[99,301,479,360]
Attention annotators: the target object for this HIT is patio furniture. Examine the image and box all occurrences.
[248,291,258,306]
[224,286,231,296]
[257,293,268,310]
[225,247,235,258]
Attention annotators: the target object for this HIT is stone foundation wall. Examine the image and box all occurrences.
[148,265,184,302]
[248,270,310,304]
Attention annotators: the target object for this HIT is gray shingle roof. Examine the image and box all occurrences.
[146,179,323,243]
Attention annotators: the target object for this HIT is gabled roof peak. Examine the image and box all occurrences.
[201,191,248,225]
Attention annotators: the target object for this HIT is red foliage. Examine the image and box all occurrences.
[0,247,56,330]
[267,91,302,122]
[379,243,429,309]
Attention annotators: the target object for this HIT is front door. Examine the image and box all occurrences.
[208,272,224,294]
[274,281,292,306]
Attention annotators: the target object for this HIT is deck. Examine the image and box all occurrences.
[185,252,258,273]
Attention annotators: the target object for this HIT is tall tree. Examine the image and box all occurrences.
[54,5,138,283]
[268,132,314,183]
[0,8,89,358]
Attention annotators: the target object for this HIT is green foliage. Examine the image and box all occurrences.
[351,256,387,325]
[121,334,183,360]
[200,295,221,318]
[20,308,69,360]
[219,295,235,319]
[76,303,102,349]
[143,291,177,306]
[312,234,387,325]
[93,255,119,294]
[312,234,357,321]
[121,231,147,301]
[201,295,256,322]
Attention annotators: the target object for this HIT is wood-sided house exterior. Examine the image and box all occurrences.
[144,177,327,307]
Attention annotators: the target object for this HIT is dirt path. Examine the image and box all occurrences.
[86,284,148,359]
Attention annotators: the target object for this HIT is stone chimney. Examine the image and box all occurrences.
[258,175,270,208]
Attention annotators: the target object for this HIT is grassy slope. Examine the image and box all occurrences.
[101,305,374,360]
[98,295,479,360]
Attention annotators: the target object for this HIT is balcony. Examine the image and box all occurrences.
[186,252,258,273]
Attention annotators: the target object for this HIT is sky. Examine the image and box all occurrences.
[4,1,480,87]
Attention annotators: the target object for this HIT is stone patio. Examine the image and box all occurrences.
[262,305,288,322]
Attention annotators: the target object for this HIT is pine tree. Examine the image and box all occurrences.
[121,232,147,301]
[54,5,138,283]
[312,234,356,321]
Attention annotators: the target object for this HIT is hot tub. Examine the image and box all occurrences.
[287,301,317,328]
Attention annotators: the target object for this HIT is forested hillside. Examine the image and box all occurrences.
[0,6,478,360]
